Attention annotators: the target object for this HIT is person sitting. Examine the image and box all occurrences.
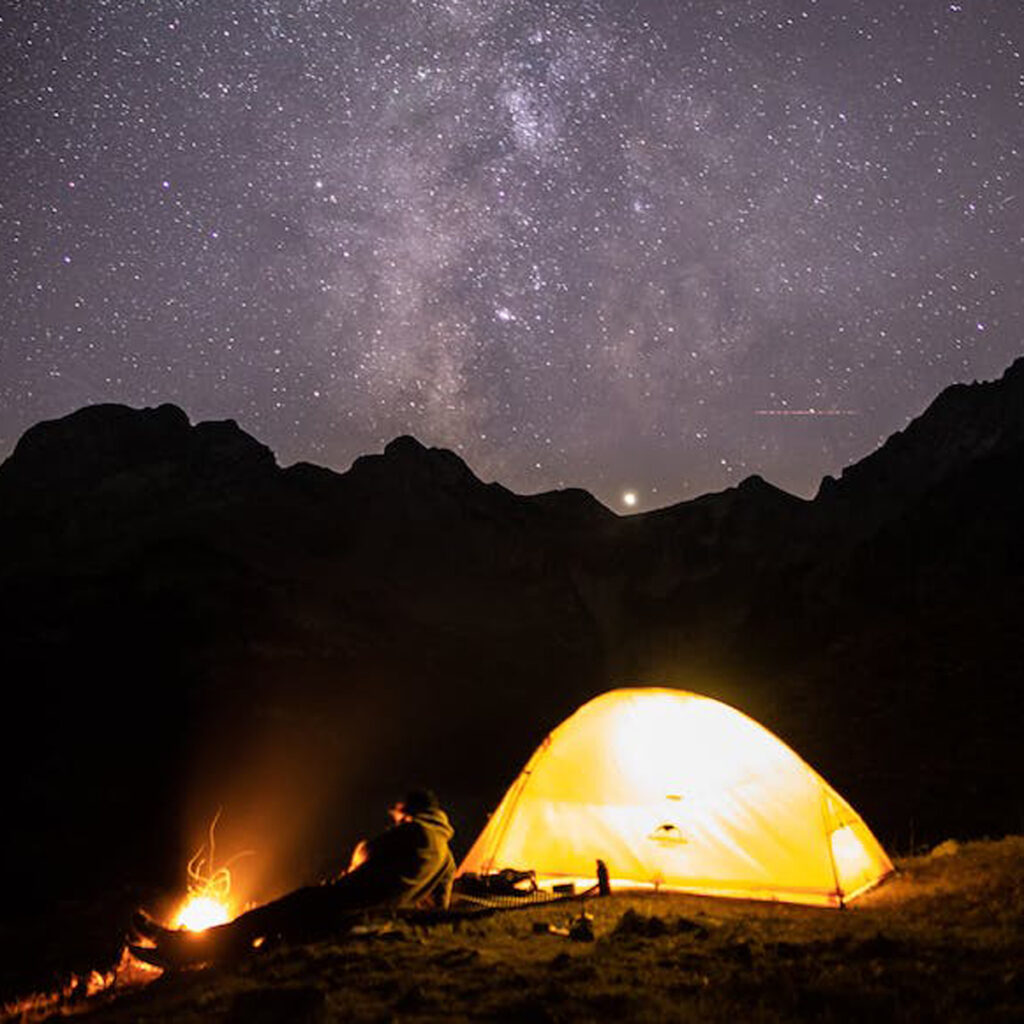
[332,788,456,910]
[132,789,455,966]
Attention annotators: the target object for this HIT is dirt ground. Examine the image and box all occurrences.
[5,836,1023,1023]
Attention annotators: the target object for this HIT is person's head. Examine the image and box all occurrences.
[389,788,439,823]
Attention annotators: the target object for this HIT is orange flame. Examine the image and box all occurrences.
[170,809,251,931]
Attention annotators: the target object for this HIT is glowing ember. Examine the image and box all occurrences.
[172,894,231,931]
[169,809,250,932]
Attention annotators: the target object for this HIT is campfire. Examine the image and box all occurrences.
[168,809,250,932]
[1,813,253,1020]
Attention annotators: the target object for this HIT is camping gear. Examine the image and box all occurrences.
[459,688,893,907]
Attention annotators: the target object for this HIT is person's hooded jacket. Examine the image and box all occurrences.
[359,803,456,908]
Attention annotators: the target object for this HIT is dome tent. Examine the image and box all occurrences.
[460,688,893,907]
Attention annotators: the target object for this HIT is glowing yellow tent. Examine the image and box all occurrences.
[460,688,893,907]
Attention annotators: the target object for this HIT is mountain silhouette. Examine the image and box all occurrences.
[1,359,1022,992]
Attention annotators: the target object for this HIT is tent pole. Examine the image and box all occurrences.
[820,787,844,908]
[482,734,552,873]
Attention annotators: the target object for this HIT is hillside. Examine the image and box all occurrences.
[5,837,1023,1022]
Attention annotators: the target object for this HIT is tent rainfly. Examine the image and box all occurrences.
[459,688,893,907]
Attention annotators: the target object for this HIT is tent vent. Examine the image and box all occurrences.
[648,823,688,845]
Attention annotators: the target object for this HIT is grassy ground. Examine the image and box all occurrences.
[6,836,1022,1023]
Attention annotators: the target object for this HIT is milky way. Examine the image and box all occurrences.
[2,1,1021,506]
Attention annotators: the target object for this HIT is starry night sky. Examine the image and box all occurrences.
[2,1,1021,508]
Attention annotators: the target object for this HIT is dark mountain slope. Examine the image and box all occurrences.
[815,356,1024,531]
[1,358,1022,997]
